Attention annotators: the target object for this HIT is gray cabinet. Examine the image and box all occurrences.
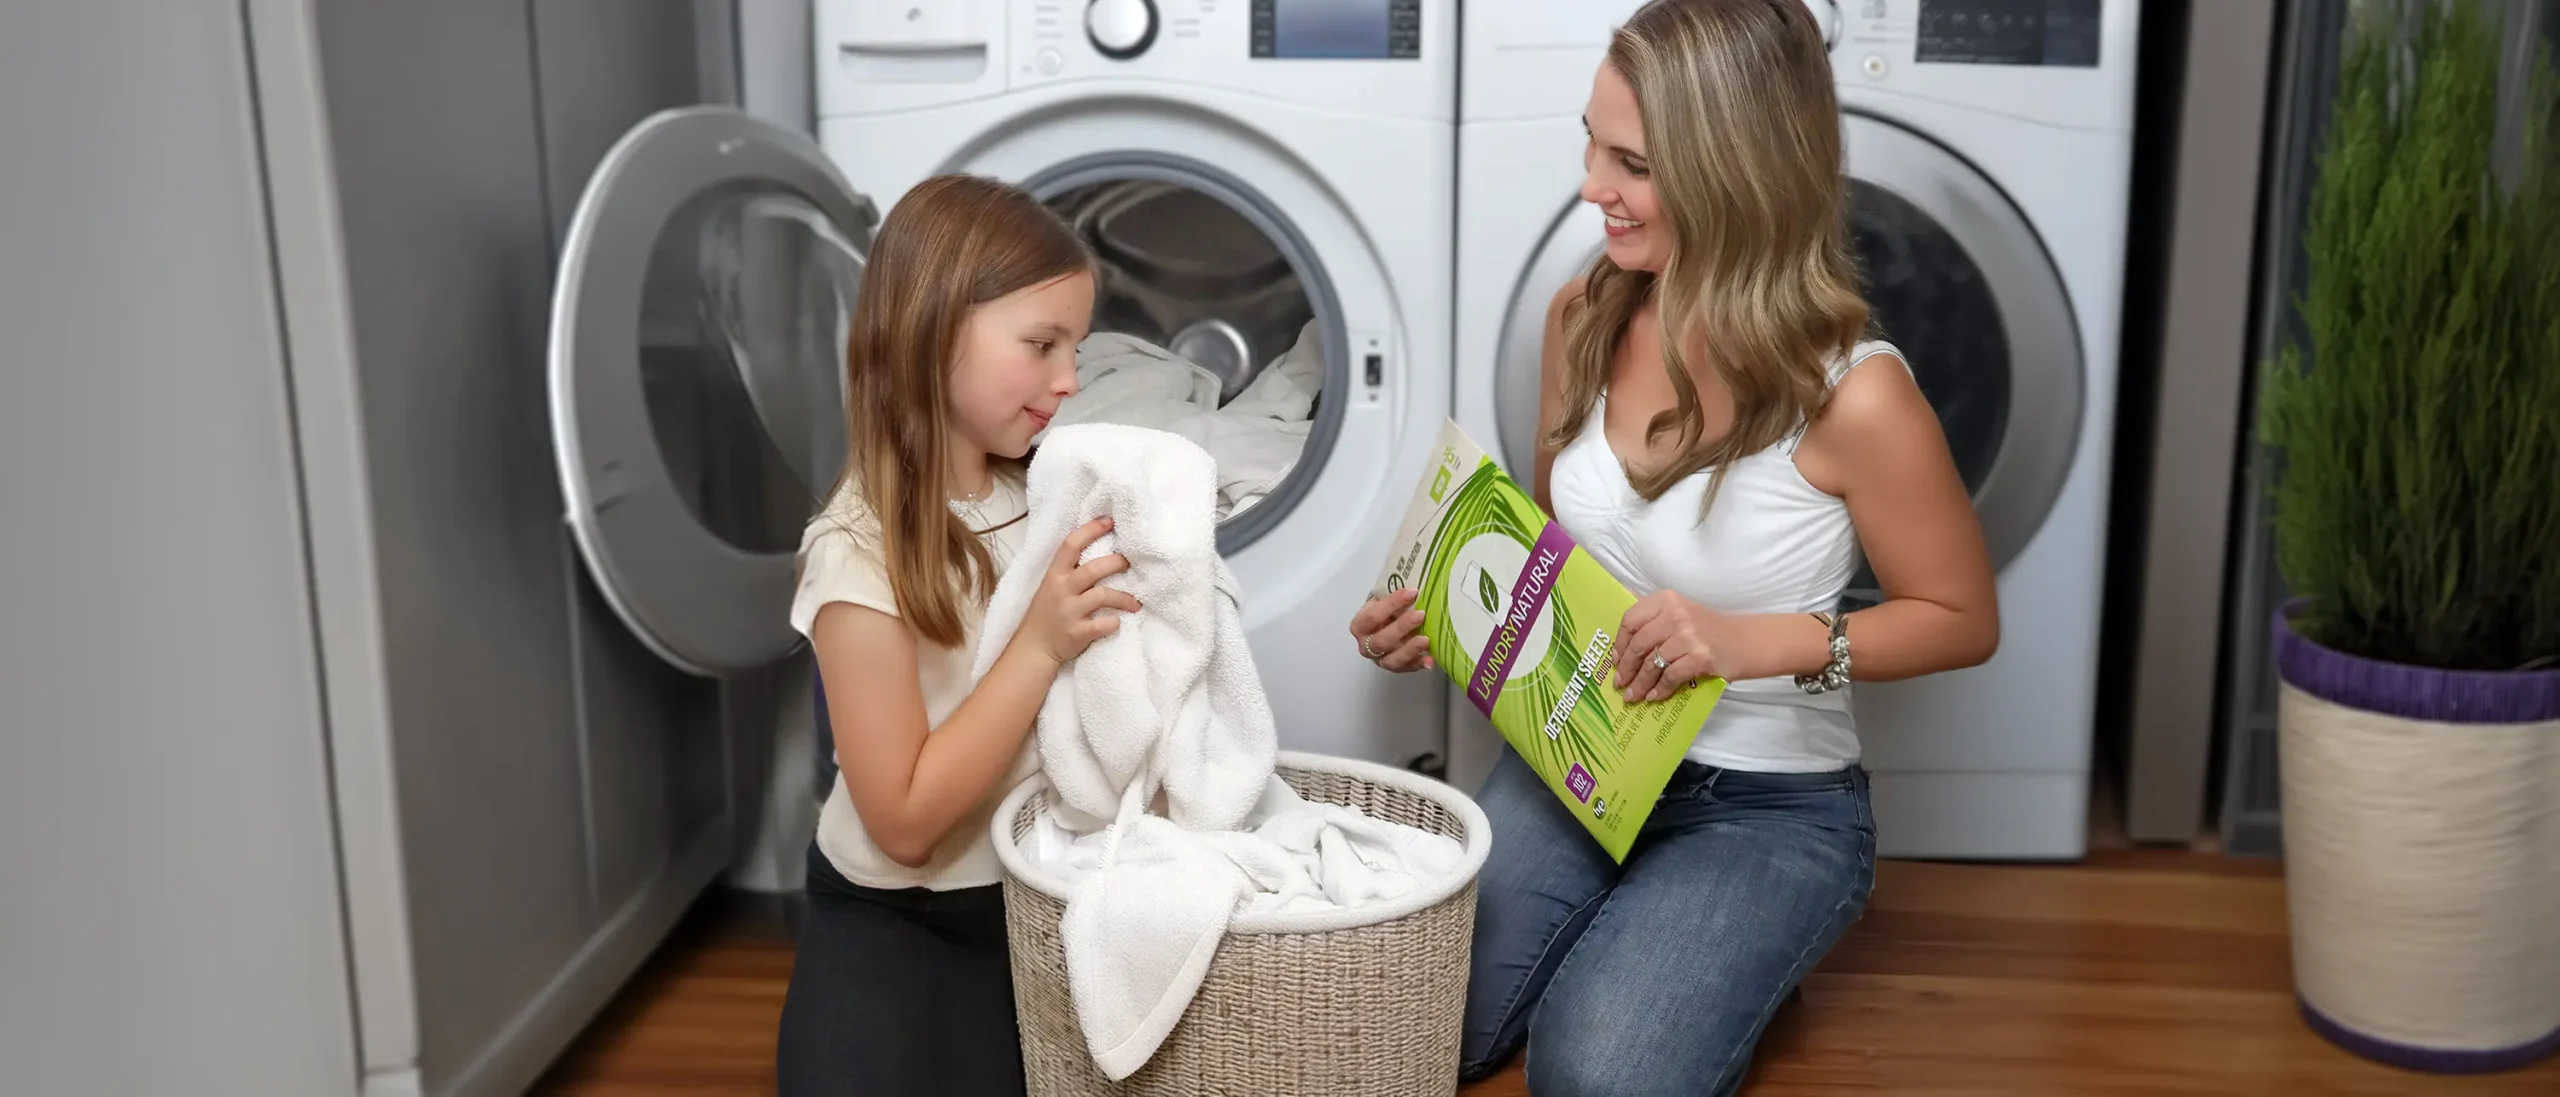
[295,4,748,1092]
[2,4,364,1093]
[3,2,828,1094]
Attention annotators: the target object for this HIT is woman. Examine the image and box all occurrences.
[1347,2,1998,1092]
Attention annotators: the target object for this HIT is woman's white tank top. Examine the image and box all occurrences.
[1544,340,1903,773]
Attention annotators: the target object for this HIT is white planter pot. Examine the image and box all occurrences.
[2274,606,2560,1073]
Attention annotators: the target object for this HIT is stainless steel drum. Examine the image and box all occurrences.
[1052,180,1317,403]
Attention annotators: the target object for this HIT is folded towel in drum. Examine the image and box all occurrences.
[1038,323,1322,521]
[1044,332,1227,435]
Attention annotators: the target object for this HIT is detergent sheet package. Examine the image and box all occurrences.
[1372,420,1724,862]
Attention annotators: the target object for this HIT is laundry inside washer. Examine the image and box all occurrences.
[1036,179,1327,522]
[1050,180,1317,405]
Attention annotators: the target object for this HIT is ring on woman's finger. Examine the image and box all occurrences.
[1651,653,1669,671]
[1360,636,1381,660]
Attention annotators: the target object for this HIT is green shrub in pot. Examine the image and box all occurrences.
[2254,0,2560,1073]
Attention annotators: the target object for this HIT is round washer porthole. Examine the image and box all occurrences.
[1018,153,1350,557]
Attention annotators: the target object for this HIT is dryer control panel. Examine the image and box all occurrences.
[1912,0,2102,67]
[1834,0,2132,132]
[1459,0,2131,134]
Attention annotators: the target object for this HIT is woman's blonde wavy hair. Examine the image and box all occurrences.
[1545,0,1870,521]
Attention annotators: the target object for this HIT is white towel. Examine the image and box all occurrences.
[973,423,1277,833]
[1053,814,1250,1078]
[1026,775,1468,916]
[968,423,1279,1078]
[976,421,1464,1080]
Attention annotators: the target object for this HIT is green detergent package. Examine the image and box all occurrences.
[1373,420,1725,862]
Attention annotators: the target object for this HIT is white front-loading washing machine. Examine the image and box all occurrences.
[1452,0,2138,859]
[800,0,1457,771]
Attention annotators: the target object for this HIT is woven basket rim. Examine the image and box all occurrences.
[989,749,1493,935]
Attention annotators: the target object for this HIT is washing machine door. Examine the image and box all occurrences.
[1841,112,2080,581]
[1489,112,2079,581]
[1492,202,1605,480]
[547,106,877,676]
[1017,153,1353,558]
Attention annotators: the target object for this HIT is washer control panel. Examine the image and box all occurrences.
[1249,0,1422,60]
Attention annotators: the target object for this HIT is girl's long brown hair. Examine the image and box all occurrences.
[1545,0,1870,520]
[827,173,1092,647]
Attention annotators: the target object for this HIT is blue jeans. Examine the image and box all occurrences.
[1460,748,1876,1095]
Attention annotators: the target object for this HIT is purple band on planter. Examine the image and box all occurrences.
[2272,604,2560,724]
[2299,999,2560,1074]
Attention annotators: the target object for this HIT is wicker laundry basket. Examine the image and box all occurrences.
[990,751,1493,1096]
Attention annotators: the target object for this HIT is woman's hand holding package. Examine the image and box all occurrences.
[1613,590,1757,702]
[1347,588,1434,673]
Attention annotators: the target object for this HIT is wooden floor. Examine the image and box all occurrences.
[533,841,2559,1096]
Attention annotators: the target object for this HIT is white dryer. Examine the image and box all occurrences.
[803,0,1456,770]
[1453,0,2137,859]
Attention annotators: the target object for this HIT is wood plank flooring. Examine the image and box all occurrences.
[533,847,2559,1095]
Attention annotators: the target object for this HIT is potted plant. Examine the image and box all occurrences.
[2256,0,2560,1073]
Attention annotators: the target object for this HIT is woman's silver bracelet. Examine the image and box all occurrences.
[1795,610,1851,694]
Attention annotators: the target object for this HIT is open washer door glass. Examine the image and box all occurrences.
[548,107,876,676]
[1490,112,2080,586]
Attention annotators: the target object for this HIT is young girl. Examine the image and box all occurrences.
[1350,1,2000,1093]
[775,174,1136,1097]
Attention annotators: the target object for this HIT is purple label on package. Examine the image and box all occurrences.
[1566,763,1596,803]
[1467,520,1581,717]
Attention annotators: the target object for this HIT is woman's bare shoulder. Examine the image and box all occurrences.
[1797,347,1934,484]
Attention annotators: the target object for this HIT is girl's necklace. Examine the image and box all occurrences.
[949,479,995,527]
